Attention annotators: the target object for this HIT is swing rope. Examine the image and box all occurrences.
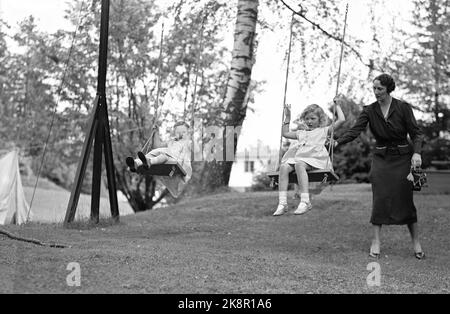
[327,3,349,171]
[190,15,206,131]
[273,4,349,185]
[277,13,295,167]
[26,0,87,223]
[141,22,165,155]
[134,16,205,178]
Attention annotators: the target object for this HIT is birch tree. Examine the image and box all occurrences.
[187,0,259,193]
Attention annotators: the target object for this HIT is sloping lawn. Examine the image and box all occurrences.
[1,184,449,293]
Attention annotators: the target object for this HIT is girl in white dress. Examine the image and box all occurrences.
[126,122,192,198]
[273,97,346,216]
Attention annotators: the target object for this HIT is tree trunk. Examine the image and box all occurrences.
[195,0,259,192]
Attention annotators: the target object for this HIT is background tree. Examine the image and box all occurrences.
[387,0,450,167]
[49,0,243,210]
[3,0,447,209]
[181,0,260,195]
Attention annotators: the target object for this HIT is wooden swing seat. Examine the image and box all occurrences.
[136,160,186,177]
[267,169,339,185]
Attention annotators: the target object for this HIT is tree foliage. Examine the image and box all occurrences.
[2,0,449,211]
[386,0,450,165]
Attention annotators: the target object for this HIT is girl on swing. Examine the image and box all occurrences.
[126,121,193,198]
[273,96,346,216]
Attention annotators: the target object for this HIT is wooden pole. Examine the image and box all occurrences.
[65,0,119,225]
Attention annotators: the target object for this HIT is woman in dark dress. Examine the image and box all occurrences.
[336,74,425,259]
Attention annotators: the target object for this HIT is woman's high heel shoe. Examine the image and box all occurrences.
[414,252,426,260]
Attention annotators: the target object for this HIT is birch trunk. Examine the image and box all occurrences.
[222,0,259,125]
[189,0,259,193]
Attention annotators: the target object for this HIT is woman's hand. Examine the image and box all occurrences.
[411,153,422,168]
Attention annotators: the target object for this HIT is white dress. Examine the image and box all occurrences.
[281,126,332,169]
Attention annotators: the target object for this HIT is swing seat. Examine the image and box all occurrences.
[136,160,187,177]
[267,169,339,186]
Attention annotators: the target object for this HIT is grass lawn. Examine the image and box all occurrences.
[0,184,449,293]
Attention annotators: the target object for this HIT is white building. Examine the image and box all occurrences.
[229,140,279,191]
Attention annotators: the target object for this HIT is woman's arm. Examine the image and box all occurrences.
[281,104,298,140]
[335,106,370,147]
[403,102,424,167]
[403,102,424,154]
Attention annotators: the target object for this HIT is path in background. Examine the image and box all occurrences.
[21,176,134,223]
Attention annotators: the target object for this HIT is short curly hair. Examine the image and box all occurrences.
[374,73,396,94]
[299,104,329,128]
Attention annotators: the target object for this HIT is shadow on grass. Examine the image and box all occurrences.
[64,217,123,230]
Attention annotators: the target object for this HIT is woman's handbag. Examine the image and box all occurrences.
[407,166,427,191]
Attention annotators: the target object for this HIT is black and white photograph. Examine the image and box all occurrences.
[0,0,449,297]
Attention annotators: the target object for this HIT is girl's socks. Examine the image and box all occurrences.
[279,191,287,205]
[300,193,310,204]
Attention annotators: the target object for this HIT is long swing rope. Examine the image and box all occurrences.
[141,22,165,155]
[277,13,295,167]
[25,1,87,223]
[190,15,206,131]
[186,14,206,165]
[327,3,349,170]
[275,5,348,183]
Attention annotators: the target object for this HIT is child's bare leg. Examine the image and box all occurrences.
[273,163,294,216]
[135,151,167,167]
[146,153,169,165]
[279,163,292,193]
[294,161,310,194]
[294,161,312,214]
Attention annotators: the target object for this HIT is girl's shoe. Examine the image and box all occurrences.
[294,202,312,215]
[273,204,288,216]
[137,151,150,169]
[126,157,136,172]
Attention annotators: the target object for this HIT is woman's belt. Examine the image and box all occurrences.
[375,140,409,147]
[374,143,411,156]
